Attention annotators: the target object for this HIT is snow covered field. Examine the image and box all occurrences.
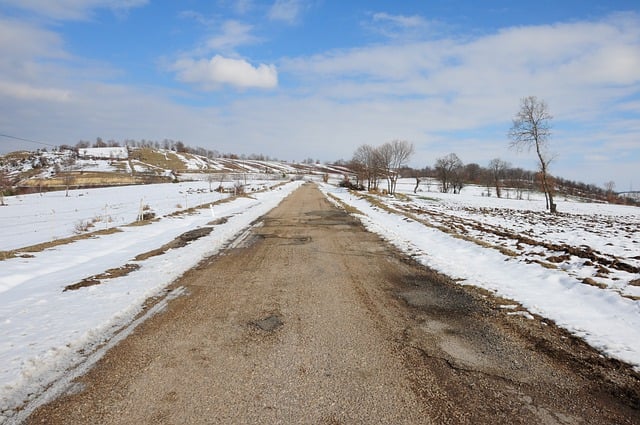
[1,176,639,421]
[0,178,305,420]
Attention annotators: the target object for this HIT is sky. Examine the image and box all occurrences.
[0,0,639,189]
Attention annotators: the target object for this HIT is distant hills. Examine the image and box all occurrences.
[0,147,350,194]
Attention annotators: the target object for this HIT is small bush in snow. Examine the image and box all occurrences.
[234,182,245,195]
[74,219,94,234]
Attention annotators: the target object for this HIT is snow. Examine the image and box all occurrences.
[0,179,304,419]
[0,181,274,251]
[319,179,640,373]
[1,176,639,421]
[78,147,128,160]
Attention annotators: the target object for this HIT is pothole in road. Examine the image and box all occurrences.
[290,236,311,245]
[260,234,312,245]
[252,314,284,332]
[305,210,361,227]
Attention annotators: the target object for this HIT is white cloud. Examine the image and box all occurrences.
[171,55,278,90]
[366,12,443,39]
[0,18,67,61]
[283,12,640,116]
[0,81,71,101]
[232,0,254,15]
[0,18,72,103]
[0,0,148,20]
[204,20,260,52]
[372,12,425,28]
[268,0,304,24]
[177,15,261,56]
[213,0,255,15]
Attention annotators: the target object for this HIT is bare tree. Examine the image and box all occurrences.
[434,153,463,193]
[464,163,482,184]
[386,140,414,195]
[0,170,10,206]
[451,162,466,194]
[352,144,383,191]
[348,158,366,189]
[508,96,556,212]
[604,180,616,202]
[206,173,217,192]
[377,142,394,194]
[488,158,510,198]
[63,174,75,197]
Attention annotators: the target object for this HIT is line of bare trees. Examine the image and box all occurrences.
[426,154,543,200]
[349,140,415,195]
[357,97,562,208]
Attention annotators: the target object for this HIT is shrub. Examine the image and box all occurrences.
[339,178,364,191]
[74,219,94,234]
[234,182,245,195]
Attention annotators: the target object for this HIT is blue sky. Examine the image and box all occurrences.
[0,1,639,189]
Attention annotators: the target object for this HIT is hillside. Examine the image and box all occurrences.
[0,147,351,194]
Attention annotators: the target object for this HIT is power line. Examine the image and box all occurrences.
[0,133,58,148]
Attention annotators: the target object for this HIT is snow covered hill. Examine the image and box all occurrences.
[0,147,350,194]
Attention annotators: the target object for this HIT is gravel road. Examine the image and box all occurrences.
[25,183,639,424]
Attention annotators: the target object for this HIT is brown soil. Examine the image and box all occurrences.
[24,183,640,424]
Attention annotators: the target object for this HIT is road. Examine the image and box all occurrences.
[26,183,639,424]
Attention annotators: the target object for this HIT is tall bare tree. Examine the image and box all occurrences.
[0,170,10,206]
[63,174,75,197]
[352,144,383,191]
[434,153,463,193]
[604,180,616,202]
[508,96,556,212]
[378,140,414,195]
[488,158,510,198]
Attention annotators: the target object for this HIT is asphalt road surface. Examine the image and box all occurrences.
[25,183,639,424]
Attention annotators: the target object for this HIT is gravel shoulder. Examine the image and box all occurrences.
[25,183,639,424]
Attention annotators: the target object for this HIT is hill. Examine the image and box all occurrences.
[0,147,351,194]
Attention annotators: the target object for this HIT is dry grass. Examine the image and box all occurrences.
[326,193,364,216]
[582,277,608,289]
[64,263,141,291]
[129,148,186,171]
[19,171,171,190]
[0,227,121,261]
[1,151,32,162]
[361,193,520,258]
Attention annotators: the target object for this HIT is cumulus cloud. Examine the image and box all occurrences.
[171,55,278,90]
[0,0,148,20]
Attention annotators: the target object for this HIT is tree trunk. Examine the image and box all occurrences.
[536,142,557,213]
